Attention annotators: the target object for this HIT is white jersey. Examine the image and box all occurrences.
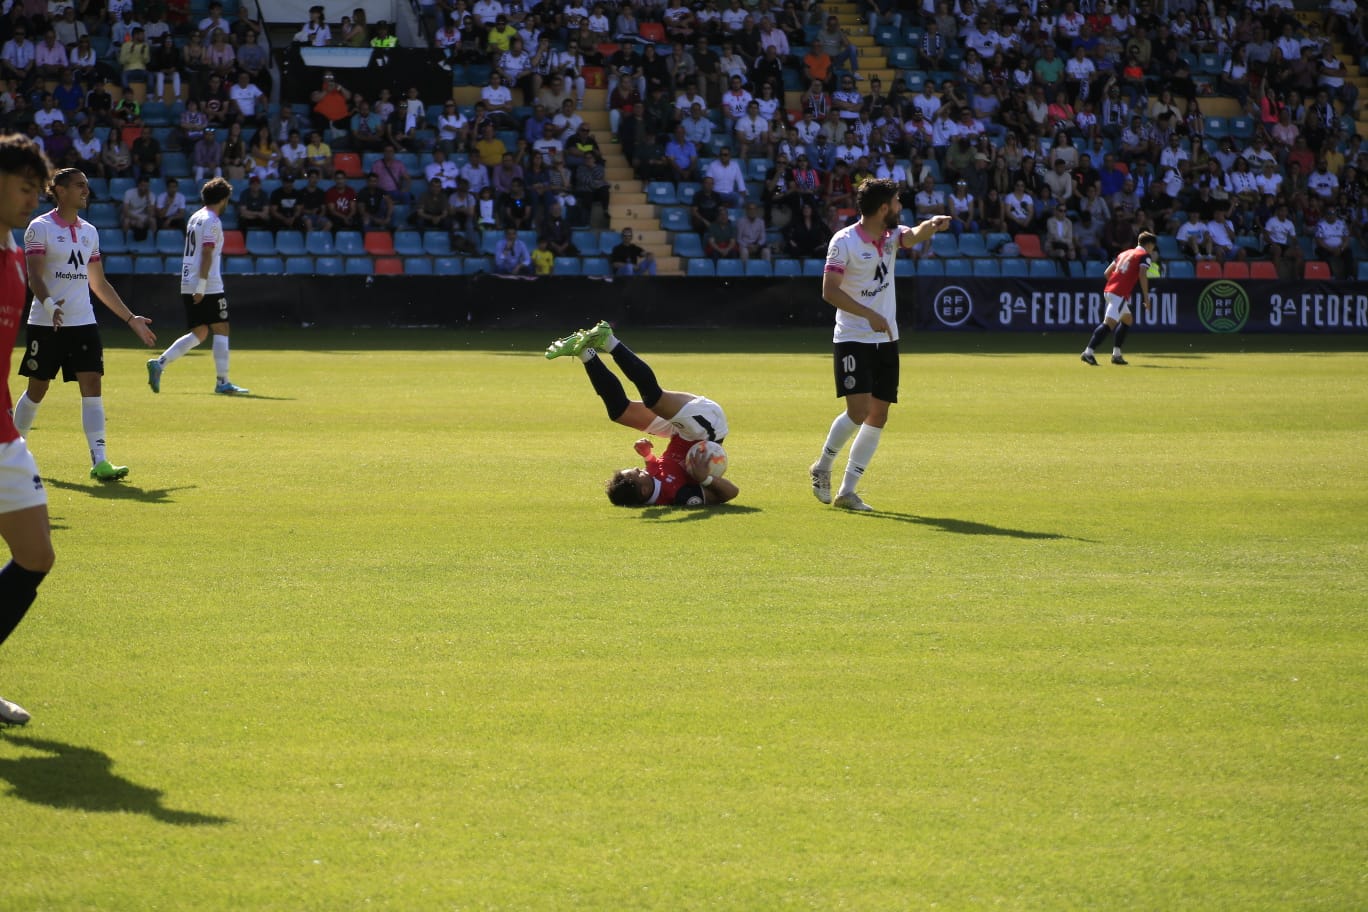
[824,221,909,343]
[180,207,225,294]
[23,210,101,327]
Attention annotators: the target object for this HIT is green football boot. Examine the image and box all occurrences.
[580,320,614,352]
[90,460,130,481]
[544,328,590,360]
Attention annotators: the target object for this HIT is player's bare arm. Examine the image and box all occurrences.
[88,257,156,346]
[897,214,952,249]
[822,270,890,334]
[701,475,739,504]
[25,252,64,329]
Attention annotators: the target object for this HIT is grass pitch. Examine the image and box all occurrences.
[2,329,1365,910]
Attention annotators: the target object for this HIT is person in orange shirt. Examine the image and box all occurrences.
[803,41,833,91]
[310,71,353,136]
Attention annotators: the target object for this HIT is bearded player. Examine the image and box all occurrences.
[546,320,739,507]
[808,178,952,512]
[1080,230,1158,366]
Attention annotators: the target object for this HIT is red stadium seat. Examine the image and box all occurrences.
[638,23,665,42]
[363,232,396,255]
[1196,260,1222,279]
[1304,261,1330,280]
[1248,261,1278,280]
[221,230,247,256]
[1013,233,1044,258]
[333,153,363,179]
[373,257,404,275]
[1222,261,1249,279]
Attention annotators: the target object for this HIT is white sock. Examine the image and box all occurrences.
[838,424,883,497]
[212,335,230,382]
[159,332,201,366]
[12,392,38,435]
[1112,346,1122,356]
[578,347,597,363]
[1083,346,1094,356]
[603,334,620,352]
[82,396,107,465]
[815,412,861,471]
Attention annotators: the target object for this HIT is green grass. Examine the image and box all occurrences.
[3,330,1365,910]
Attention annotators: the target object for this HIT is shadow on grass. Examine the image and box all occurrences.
[855,510,1095,541]
[640,504,764,521]
[0,734,230,826]
[45,478,197,503]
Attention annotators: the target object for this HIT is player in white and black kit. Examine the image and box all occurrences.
[14,168,157,481]
[146,177,249,395]
[809,178,951,511]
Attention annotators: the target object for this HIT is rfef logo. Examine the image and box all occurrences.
[1198,280,1250,333]
[933,285,973,327]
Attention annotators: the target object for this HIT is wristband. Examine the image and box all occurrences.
[40,297,58,319]
[126,313,136,323]
[700,475,713,487]
[195,279,208,295]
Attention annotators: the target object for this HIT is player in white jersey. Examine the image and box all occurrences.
[14,168,157,482]
[146,177,249,395]
[809,178,951,511]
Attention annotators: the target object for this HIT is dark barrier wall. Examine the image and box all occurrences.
[103,275,1368,334]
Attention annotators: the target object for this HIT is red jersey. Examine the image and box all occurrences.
[644,435,706,507]
[0,239,27,443]
[1104,244,1152,298]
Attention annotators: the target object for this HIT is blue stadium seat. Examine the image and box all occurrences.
[223,256,253,274]
[1157,235,1180,260]
[1084,261,1106,279]
[162,152,189,176]
[88,202,119,228]
[433,256,461,275]
[87,178,109,200]
[463,256,492,274]
[314,256,342,275]
[552,257,581,275]
[155,229,182,255]
[423,232,450,256]
[904,72,926,92]
[572,230,601,254]
[894,258,915,277]
[581,256,610,276]
[1358,262,1368,281]
[888,46,917,69]
[646,182,678,205]
[141,102,171,125]
[676,182,701,204]
[109,178,135,199]
[334,231,365,255]
[125,232,157,255]
[1028,259,1057,278]
[275,232,306,256]
[306,232,335,255]
[673,234,704,258]
[660,207,691,232]
[917,259,944,276]
[687,258,716,276]
[1229,117,1255,139]
[100,229,127,254]
[956,234,989,258]
[942,258,974,276]
[744,260,772,277]
[715,259,744,277]
[1000,258,1029,276]
[802,258,825,276]
[973,259,1001,277]
[1197,53,1221,74]
[393,231,423,256]
[874,24,901,46]
[255,256,285,274]
[746,158,771,181]
[405,257,433,275]
[344,257,373,275]
[102,255,133,274]
[985,232,1012,254]
[773,258,800,277]
[1165,261,1195,279]
[285,256,314,274]
[245,229,275,256]
[931,234,958,257]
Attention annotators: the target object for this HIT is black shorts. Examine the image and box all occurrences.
[183,292,230,329]
[833,340,899,403]
[18,324,104,382]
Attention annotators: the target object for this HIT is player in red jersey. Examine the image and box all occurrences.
[1081,230,1157,366]
[0,134,53,726]
[545,320,739,507]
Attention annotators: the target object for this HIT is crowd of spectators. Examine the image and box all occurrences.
[0,0,1364,278]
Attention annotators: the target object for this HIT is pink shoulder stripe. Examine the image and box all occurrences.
[823,264,845,274]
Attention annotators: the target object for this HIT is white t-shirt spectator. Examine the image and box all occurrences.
[473,0,505,23]
[481,83,513,110]
[1176,219,1208,249]
[1263,214,1295,246]
[230,82,265,119]
[705,157,747,195]
[1314,216,1347,248]
[1306,169,1339,199]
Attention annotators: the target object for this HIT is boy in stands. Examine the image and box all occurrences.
[1081,230,1157,366]
[546,321,739,507]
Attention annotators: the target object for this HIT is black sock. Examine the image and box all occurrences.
[0,561,46,648]
[583,353,631,421]
[1087,323,1111,351]
[608,341,663,409]
[1114,323,1129,349]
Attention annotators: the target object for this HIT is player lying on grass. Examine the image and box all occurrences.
[546,320,739,507]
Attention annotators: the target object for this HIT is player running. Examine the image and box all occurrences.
[146,177,249,395]
[809,178,952,512]
[546,320,739,507]
[1080,230,1158,366]
[14,168,157,481]
[0,134,55,726]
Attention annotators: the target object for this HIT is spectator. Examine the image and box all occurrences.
[297,169,329,231]
[1262,201,1304,279]
[690,174,723,233]
[734,101,768,160]
[437,100,471,153]
[1005,178,1034,234]
[1,26,35,90]
[230,71,265,126]
[74,123,104,179]
[295,5,332,46]
[193,127,223,181]
[54,6,89,48]
[371,144,410,196]
[247,126,279,179]
[268,175,304,231]
[131,126,162,179]
[305,130,332,173]
[339,11,370,48]
[325,170,360,229]
[493,227,532,275]
[413,176,452,230]
[460,149,490,194]
[34,29,68,82]
[816,14,858,77]
[705,146,746,205]
[573,150,609,226]
[481,71,517,130]
[233,174,269,230]
[784,200,831,258]
[474,122,509,168]
[703,205,739,259]
[563,123,599,170]
[311,72,354,139]
[1045,205,1078,261]
[147,33,180,103]
[358,173,395,231]
[121,175,157,239]
[529,236,554,275]
[205,28,236,81]
[736,201,770,262]
[914,175,946,219]
[277,130,307,181]
[118,27,151,91]
[156,178,188,231]
[237,30,272,97]
[350,98,386,152]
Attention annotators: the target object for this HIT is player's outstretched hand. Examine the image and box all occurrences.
[633,438,654,457]
[928,215,952,233]
[129,315,157,346]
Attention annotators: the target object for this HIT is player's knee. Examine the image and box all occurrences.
[15,541,54,574]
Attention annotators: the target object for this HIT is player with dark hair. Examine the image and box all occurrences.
[1080,230,1158,366]
[809,178,951,512]
[14,168,157,481]
[545,320,739,507]
[0,133,54,725]
[146,176,250,395]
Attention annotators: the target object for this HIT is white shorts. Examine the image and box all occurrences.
[665,395,729,443]
[1103,291,1132,322]
[0,439,47,514]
